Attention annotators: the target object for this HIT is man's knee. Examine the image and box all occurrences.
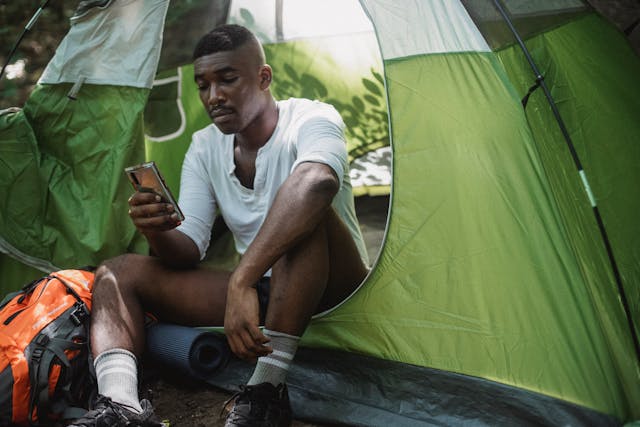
[94,253,151,295]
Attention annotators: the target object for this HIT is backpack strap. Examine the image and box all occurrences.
[27,316,86,424]
[22,273,92,424]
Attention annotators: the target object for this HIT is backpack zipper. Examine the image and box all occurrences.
[3,308,26,325]
[3,276,54,325]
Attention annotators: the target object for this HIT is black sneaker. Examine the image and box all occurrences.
[223,383,292,427]
[67,395,165,427]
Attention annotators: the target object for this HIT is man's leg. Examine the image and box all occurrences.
[225,209,367,426]
[71,254,231,426]
[90,253,231,356]
[250,208,366,385]
[266,207,367,334]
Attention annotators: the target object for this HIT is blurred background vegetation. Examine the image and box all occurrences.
[0,1,76,109]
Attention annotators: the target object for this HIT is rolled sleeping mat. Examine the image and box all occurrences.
[146,323,231,380]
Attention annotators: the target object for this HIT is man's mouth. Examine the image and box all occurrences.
[210,107,234,120]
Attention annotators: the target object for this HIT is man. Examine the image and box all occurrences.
[69,24,369,427]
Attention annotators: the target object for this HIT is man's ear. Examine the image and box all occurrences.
[259,65,272,90]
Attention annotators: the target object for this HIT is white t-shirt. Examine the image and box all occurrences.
[176,98,370,267]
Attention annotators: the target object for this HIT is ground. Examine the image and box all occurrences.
[142,374,330,427]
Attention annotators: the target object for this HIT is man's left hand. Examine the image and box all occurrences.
[224,281,272,361]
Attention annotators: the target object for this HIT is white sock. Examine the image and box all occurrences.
[247,329,300,386]
[94,349,143,413]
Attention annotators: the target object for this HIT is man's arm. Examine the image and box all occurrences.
[224,161,339,359]
[235,161,338,284]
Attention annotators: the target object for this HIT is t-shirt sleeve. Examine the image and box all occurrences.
[175,141,217,260]
[290,105,348,186]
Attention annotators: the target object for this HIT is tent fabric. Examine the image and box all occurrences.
[301,0,640,422]
[461,0,591,50]
[200,347,620,427]
[0,0,170,275]
[0,254,42,294]
[496,12,640,351]
[1,0,639,424]
[40,0,168,88]
[361,0,491,59]
[0,83,148,270]
[155,0,231,71]
[462,0,587,21]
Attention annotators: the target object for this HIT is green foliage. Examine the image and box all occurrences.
[265,40,390,161]
[230,7,269,43]
[221,0,389,160]
[326,68,390,160]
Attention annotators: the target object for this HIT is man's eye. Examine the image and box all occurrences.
[222,76,238,84]
[197,84,208,91]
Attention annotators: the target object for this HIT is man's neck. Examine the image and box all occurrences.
[235,97,279,151]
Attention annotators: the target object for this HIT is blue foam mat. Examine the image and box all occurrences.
[146,323,230,380]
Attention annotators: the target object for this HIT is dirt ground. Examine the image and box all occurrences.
[141,374,332,427]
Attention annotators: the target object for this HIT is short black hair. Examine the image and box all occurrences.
[192,24,256,60]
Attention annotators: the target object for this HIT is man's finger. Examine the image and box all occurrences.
[248,326,271,350]
[129,192,161,206]
[227,334,242,359]
[247,336,272,359]
[237,329,262,359]
[130,204,175,220]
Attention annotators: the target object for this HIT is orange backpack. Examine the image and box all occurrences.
[0,269,96,426]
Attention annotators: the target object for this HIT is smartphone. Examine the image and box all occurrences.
[124,161,185,221]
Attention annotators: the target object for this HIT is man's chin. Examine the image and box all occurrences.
[212,122,238,135]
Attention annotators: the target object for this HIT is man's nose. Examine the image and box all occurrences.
[208,85,225,105]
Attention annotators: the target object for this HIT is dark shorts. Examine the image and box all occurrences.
[256,276,270,325]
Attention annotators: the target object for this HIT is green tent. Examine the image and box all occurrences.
[1,0,639,425]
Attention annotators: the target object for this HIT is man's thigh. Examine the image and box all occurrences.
[117,255,232,327]
[321,209,369,311]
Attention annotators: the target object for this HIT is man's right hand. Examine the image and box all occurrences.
[128,191,181,234]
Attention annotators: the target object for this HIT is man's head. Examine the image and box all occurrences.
[193,24,265,65]
[193,25,274,136]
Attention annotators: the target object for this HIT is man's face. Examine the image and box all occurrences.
[193,44,267,135]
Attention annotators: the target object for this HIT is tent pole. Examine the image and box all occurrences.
[275,0,284,42]
[0,0,51,82]
[492,0,640,364]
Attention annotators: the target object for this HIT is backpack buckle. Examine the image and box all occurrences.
[35,334,49,346]
[70,303,88,326]
[31,347,44,362]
